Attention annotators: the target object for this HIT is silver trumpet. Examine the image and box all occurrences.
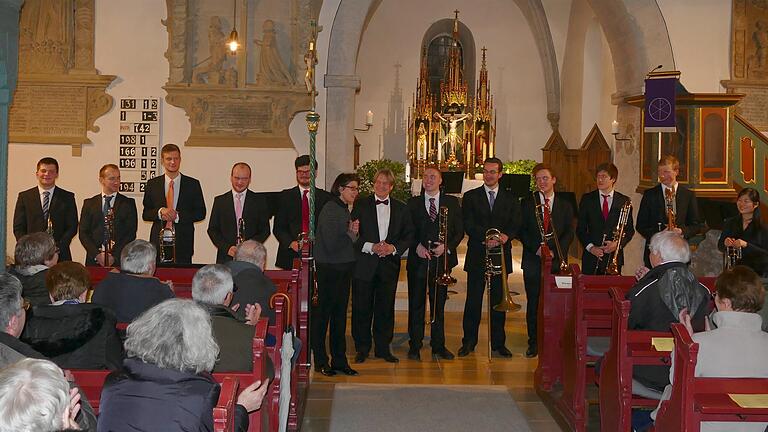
[485,228,522,361]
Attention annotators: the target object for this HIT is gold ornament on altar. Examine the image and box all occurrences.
[407,11,496,179]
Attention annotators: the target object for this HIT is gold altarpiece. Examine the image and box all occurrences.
[407,11,496,179]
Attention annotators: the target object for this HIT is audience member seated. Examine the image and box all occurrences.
[192,264,272,375]
[9,232,58,306]
[0,273,96,431]
[0,358,81,432]
[91,239,174,322]
[626,230,711,394]
[225,240,277,324]
[647,266,768,432]
[97,299,268,432]
[20,262,123,370]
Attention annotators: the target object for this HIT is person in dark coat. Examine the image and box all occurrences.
[207,162,271,264]
[350,169,414,364]
[91,240,174,323]
[519,163,576,358]
[459,158,521,359]
[141,144,206,264]
[718,187,768,276]
[576,162,635,275]
[13,157,79,262]
[97,299,268,432]
[626,230,711,392]
[225,240,277,324]
[79,164,138,267]
[21,262,123,370]
[9,232,58,307]
[406,167,463,361]
[312,173,360,376]
[273,155,332,270]
[636,155,707,267]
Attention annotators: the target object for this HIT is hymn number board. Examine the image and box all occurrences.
[118,97,160,194]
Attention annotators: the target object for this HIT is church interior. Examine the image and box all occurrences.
[0,0,766,431]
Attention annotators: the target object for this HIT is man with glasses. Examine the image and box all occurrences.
[458,157,521,359]
[273,155,331,270]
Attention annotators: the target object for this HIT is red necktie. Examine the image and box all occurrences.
[301,189,309,234]
[543,196,551,233]
[602,194,610,221]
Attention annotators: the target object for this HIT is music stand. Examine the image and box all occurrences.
[441,171,465,194]
[500,174,531,199]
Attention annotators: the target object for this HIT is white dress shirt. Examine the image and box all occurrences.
[483,184,499,207]
[424,191,440,214]
[37,185,56,209]
[362,195,392,255]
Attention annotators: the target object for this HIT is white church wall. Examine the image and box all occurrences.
[6,0,340,266]
[353,0,551,166]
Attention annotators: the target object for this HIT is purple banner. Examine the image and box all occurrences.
[644,77,677,133]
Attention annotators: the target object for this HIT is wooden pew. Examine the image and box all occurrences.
[653,323,768,432]
[214,377,240,432]
[598,287,671,432]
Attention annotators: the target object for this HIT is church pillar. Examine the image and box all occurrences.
[0,0,24,268]
[324,74,360,186]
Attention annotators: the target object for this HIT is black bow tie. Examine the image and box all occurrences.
[376,199,389,206]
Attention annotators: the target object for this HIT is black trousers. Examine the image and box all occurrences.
[461,269,507,350]
[311,262,354,368]
[407,262,447,351]
[352,269,398,356]
[522,259,541,347]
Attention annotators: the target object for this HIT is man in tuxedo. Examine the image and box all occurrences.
[351,169,414,363]
[519,163,575,358]
[208,163,271,263]
[459,157,520,359]
[273,155,331,270]
[79,164,138,267]
[142,144,206,264]
[576,162,635,275]
[636,155,706,267]
[406,167,463,361]
[13,157,78,262]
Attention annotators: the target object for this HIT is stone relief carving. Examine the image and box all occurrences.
[11,0,115,154]
[163,0,314,148]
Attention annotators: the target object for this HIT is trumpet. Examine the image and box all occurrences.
[436,207,457,287]
[485,228,521,360]
[604,200,632,275]
[665,188,676,230]
[724,245,742,270]
[46,215,54,236]
[236,218,245,245]
[533,192,571,275]
[103,207,116,267]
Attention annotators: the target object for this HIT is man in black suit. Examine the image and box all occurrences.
[273,155,331,270]
[519,163,575,358]
[79,164,138,267]
[13,157,78,262]
[576,162,635,275]
[208,163,271,264]
[141,144,206,264]
[406,167,463,361]
[351,169,414,363]
[459,157,521,359]
[636,155,706,267]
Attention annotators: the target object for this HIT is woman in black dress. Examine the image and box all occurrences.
[718,187,768,276]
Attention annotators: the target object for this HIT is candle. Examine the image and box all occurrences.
[405,161,411,183]
[611,120,619,135]
[366,110,374,125]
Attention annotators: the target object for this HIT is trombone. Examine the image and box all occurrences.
[103,207,116,267]
[533,192,571,275]
[664,188,676,230]
[604,200,632,275]
[485,228,522,360]
[425,207,457,325]
[298,232,321,307]
[236,218,245,245]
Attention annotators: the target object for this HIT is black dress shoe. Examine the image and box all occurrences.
[407,349,421,361]
[354,352,367,363]
[457,346,473,357]
[315,365,336,376]
[375,353,400,363]
[432,348,455,360]
[525,345,538,358]
[332,366,359,376]
[494,346,514,358]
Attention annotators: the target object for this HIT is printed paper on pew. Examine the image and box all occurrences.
[729,394,768,408]
[555,276,572,289]
[651,337,674,352]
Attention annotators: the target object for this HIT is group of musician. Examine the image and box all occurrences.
[11,144,768,378]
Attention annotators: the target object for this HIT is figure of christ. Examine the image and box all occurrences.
[433,112,472,161]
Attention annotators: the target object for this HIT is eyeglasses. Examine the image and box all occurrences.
[342,185,359,191]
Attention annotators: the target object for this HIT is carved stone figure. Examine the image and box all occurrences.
[255,19,294,87]
[194,16,235,86]
[416,122,428,160]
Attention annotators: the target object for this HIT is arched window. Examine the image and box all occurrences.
[427,35,463,97]
[421,18,476,101]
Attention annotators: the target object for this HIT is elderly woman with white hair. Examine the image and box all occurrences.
[97,299,267,432]
[626,230,712,394]
[10,232,58,306]
[0,358,81,432]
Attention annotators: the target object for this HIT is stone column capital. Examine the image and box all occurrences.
[324,74,361,90]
